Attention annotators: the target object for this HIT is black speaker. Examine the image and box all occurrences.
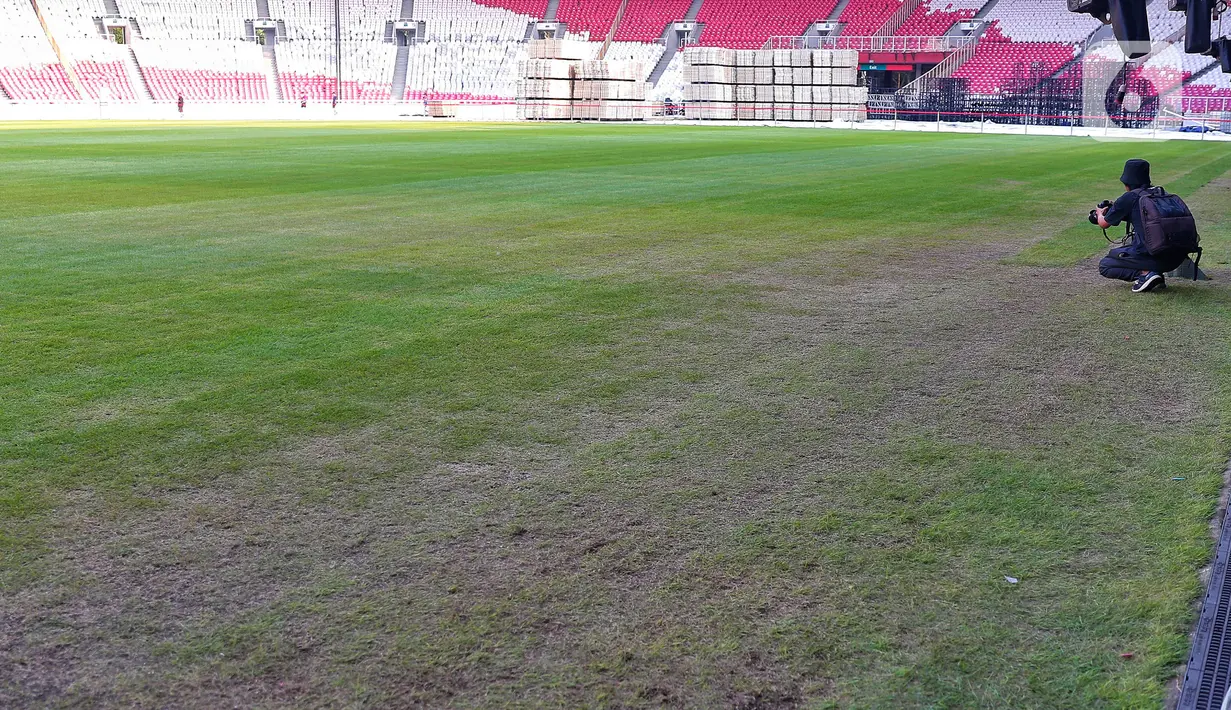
[1186,0,1213,55]
[1108,0,1151,57]
[1218,38,1231,72]
[1069,0,1151,57]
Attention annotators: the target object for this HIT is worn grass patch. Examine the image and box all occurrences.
[3,123,1231,708]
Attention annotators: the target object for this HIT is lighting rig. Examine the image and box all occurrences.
[1068,0,1231,69]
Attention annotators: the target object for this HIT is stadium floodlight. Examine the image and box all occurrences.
[1068,0,1152,58]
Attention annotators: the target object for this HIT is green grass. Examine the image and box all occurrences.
[3,122,1231,708]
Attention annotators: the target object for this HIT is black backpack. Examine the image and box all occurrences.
[1133,187,1203,276]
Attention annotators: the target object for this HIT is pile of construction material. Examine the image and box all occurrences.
[683,47,868,122]
[517,40,649,121]
[573,60,649,120]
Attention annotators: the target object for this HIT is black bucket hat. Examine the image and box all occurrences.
[1120,159,1151,189]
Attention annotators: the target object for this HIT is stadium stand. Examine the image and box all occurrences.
[1185,70,1231,114]
[471,0,546,18]
[604,40,664,70]
[278,41,397,101]
[696,0,842,50]
[399,0,536,101]
[614,0,692,42]
[115,0,251,40]
[9,0,1231,120]
[403,39,521,101]
[894,0,980,37]
[414,0,533,41]
[39,0,139,101]
[113,0,261,101]
[134,39,267,101]
[0,0,80,101]
[1147,0,1187,40]
[836,0,903,37]
[554,0,621,41]
[269,0,399,100]
[949,0,1100,95]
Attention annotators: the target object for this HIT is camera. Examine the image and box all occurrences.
[1089,199,1114,225]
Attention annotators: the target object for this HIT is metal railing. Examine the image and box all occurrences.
[899,36,979,92]
[764,35,972,52]
[873,0,924,38]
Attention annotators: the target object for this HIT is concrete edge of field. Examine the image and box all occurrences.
[1167,457,1231,709]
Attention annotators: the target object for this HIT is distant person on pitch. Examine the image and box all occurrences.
[301,93,308,109]
[1094,159,1201,293]
[177,93,184,115]
[332,94,338,114]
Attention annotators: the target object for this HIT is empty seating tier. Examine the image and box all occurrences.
[836,0,903,37]
[6,0,1230,108]
[133,39,268,101]
[277,41,396,101]
[555,0,621,41]
[947,2,1100,95]
[471,0,546,18]
[697,0,841,50]
[950,26,1078,95]
[415,0,536,41]
[74,60,138,100]
[614,0,692,42]
[895,0,980,37]
[0,64,80,101]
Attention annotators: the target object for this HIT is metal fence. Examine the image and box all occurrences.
[885,40,1231,132]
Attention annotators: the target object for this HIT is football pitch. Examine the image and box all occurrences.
[5,122,1231,708]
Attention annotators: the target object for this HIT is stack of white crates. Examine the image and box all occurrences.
[682,47,736,120]
[686,47,867,122]
[518,40,588,120]
[573,61,649,120]
[518,58,576,120]
[517,40,649,120]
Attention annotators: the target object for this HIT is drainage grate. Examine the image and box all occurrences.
[1181,508,1231,710]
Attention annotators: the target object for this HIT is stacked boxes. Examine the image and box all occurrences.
[518,39,649,121]
[573,61,650,121]
[518,58,575,120]
[526,39,593,61]
[684,47,868,122]
[682,47,735,120]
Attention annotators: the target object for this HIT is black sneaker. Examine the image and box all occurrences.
[1131,272,1165,293]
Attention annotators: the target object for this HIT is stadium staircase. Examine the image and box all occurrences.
[873,0,923,36]
[646,0,703,86]
[391,44,410,101]
[103,0,120,14]
[545,0,559,21]
[390,0,413,100]
[263,45,283,101]
[826,0,851,21]
[125,47,154,100]
[973,0,997,18]
[256,0,272,19]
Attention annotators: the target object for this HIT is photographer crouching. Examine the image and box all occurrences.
[1094,159,1202,294]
